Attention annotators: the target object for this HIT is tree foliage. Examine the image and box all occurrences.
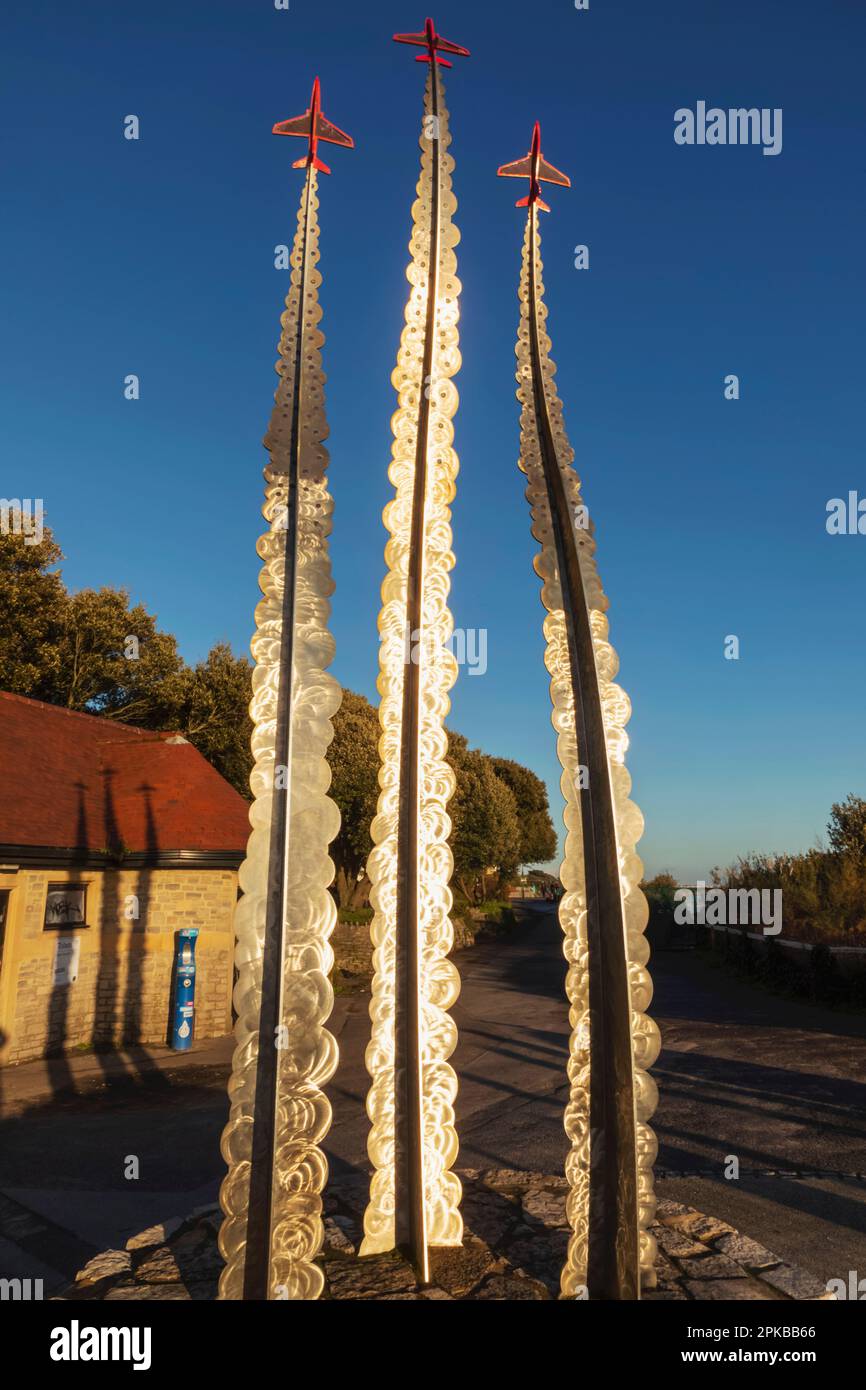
[328,691,380,907]
[0,528,66,699]
[489,756,557,867]
[447,732,522,902]
[716,839,866,946]
[828,794,866,865]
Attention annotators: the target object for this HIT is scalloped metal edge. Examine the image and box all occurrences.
[218,169,342,1301]
[513,216,660,1297]
[361,67,464,1256]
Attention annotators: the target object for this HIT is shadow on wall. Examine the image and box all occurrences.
[44,774,171,1101]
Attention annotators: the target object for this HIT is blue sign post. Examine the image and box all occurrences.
[170,927,199,1051]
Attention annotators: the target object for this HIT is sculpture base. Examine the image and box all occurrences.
[59,1170,836,1303]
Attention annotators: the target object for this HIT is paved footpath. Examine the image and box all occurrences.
[1,903,864,1291]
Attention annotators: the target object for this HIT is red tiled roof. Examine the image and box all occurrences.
[0,691,250,854]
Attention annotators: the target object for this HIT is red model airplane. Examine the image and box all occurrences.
[497,121,570,212]
[272,77,354,175]
[393,16,470,65]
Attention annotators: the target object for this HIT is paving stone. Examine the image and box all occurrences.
[684,1278,780,1301]
[105,1283,191,1301]
[482,1169,541,1192]
[133,1244,182,1284]
[662,1209,734,1241]
[521,1189,569,1229]
[684,1215,737,1242]
[653,1252,683,1288]
[529,1176,569,1193]
[677,1253,748,1280]
[427,1237,501,1296]
[326,1252,417,1300]
[75,1250,131,1285]
[509,1221,539,1240]
[186,1281,220,1301]
[758,1265,836,1300]
[460,1189,520,1247]
[323,1216,355,1256]
[655,1200,694,1219]
[171,1226,224,1282]
[505,1230,569,1295]
[655,1226,706,1259]
[657,1208,701,1231]
[126,1217,183,1251]
[714,1233,781,1269]
[474,1275,549,1300]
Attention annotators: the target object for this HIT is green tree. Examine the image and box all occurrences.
[328,690,380,907]
[174,643,254,797]
[641,872,680,913]
[56,587,187,723]
[0,525,65,698]
[489,756,557,868]
[827,795,866,865]
[447,733,521,902]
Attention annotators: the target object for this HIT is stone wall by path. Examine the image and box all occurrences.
[58,1170,834,1302]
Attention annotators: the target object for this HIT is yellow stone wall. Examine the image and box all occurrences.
[0,864,237,1066]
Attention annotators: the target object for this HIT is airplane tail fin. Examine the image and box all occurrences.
[292,153,332,174]
[516,192,551,212]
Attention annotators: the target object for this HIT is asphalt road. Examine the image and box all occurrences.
[1,902,864,1292]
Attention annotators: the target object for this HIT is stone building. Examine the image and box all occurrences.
[0,692,250,1066]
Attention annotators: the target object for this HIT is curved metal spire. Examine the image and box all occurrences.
[502,135,660,1300]
[362,22,468,1282]
[219,86,351,1301]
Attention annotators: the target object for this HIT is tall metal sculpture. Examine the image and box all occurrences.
[499,124,660,1300]
[218,79,353,1301]
[362,18,469,1280]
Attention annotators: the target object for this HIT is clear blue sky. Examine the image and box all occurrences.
[4,1,865,881]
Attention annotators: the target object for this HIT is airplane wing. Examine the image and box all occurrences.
[537,157,570,187]
[272,113,312,138]
[497,156,532,179]
[436,36,470,56]
[315,113,354,148]
[393,29,470,57]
